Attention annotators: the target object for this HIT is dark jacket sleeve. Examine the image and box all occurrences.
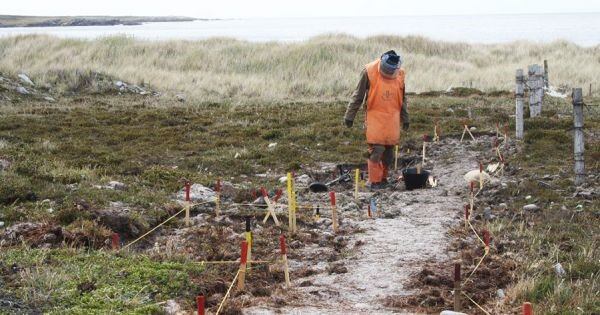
[344,68,369,121]
[401,83,409,124]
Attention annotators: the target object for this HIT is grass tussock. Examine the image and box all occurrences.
[0,34,599,103]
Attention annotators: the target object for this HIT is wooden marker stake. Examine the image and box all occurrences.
[479,162,484,190]
[461,124,476,142]
[354,168,360,200]
[261,188,280,226]
[329,191,338,233]
[523,302,533,315]
[422,138,427,166]
[111,232,120,250]
[464,204,470,229]
[237,241,249,290]
[245,217,253,272]
[280,234,291,287]
[483,229,491,254]
[367,203,372,218]
[196,295,205,315]
[454,262,462,311]
[185,182,191,226]
[394,145,399,170]
[315,205,320,220]
[215,179,221,217]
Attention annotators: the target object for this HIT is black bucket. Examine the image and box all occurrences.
[402,168,430,190]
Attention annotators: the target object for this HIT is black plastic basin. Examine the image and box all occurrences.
[402,168,430,190]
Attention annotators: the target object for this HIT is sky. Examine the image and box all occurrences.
[3,0,600,18]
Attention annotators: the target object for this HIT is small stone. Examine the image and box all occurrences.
[107,181,127,190]
[470,127,477,131]
[42,233,57,243]
[0,221,4,228]
[523,204,540,212]
[18,74,34,86]
[496,289,505,299]
[114,81,125,87]
[46,208,54,213]
[268,142,278,148]
[553,263,566,277]
[164,299,181,315]
[278,176,287,183]
[498,203,508,210]
[43,96,56,103]
[16,86,30,95]
[525,195,532,200]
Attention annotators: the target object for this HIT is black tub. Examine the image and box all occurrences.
[402,168,430,190]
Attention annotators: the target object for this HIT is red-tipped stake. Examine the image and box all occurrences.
[329,192,338,233]
[184,182,192,226]
[274,189,283,203]
[280,234,291,287]
[196,295,205,315]
[483,229,491,253]
[523,302,533,315]
[367,204,372,218]
[111,232,120,250]
[237,241,249,290]
[185,182,191,202]
[453,262,462,311]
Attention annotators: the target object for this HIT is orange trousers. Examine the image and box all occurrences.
[367,144,395,183]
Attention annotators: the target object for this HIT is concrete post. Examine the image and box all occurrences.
[515,69,525,139]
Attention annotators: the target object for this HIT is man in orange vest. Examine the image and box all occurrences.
[344,50,409,190]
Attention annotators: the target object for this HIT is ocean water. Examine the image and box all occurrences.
[0,13,599,46]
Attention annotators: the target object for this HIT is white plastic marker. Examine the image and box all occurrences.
[394,145,399,171]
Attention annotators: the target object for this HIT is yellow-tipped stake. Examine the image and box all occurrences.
[354,168,360,200]
[245,217,253,273]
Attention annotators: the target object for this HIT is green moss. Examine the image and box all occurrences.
[0,248,204,314]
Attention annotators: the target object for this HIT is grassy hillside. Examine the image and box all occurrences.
[0,15,196,27]
[0,34,598,103]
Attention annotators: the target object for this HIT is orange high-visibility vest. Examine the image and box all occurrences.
[365,59,405,145]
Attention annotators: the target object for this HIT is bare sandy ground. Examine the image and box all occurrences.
[245,137,489,314]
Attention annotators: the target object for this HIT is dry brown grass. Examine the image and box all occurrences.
[0,34,598,103]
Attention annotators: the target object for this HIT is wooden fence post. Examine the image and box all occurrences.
[516,69,525,139]
[572,88,585,186]
[528,64,544,117]
[543,60,549,88]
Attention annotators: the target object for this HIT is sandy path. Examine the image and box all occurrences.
[245,137,485,314]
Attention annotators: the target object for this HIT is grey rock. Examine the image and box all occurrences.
[498,203,508,210]
[16,86,29,95]
[553,262,566,277]
[0,221,4,228]
[18,74,34,86]
[523,204,540,212]
[295,174,312,186]
[164,299,181,315]
[114,81,125,87]
[175,94,186,102]
[43,96,56,103]
[41,233,57,243]
[107,181,127,191]
[496,289,505,299]
[0,159,10,171]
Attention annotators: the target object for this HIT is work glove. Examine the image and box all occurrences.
[403,122,410,131]
[344,119,354,128]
